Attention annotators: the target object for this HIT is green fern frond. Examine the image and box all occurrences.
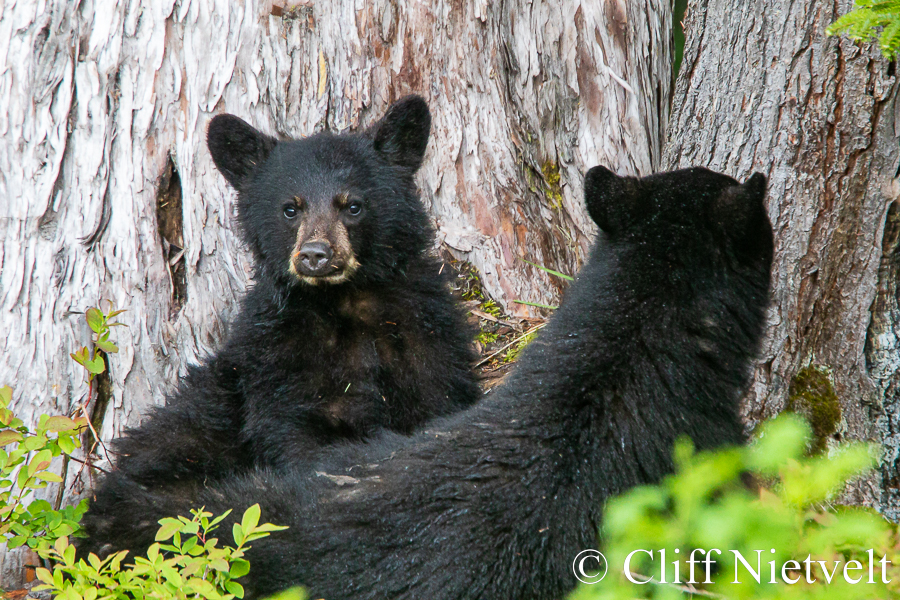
[880,14,900,56]
[828,0,900,59]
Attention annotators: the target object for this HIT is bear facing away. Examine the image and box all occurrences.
[80,96,481,549]
[80,164,774,600]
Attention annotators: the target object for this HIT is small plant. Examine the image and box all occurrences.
[503,326,542,363]
[35,504,289,600]
[475,330,499,345]
[572,414,900,599]
[479,300,503,318]
[828,0,900,60]
[69,302,126,464]
[0,385,88,552]
[70,303,126,383]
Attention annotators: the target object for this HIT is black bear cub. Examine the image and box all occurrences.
[81,165,774,600]
[81,96,480,547]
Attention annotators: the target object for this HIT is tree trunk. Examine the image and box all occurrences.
[0,0,671,586]
[666,0,900,517]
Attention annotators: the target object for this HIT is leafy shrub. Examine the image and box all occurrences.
[34,505,288,600]
[828,0,900,59]
[0,385,87,553]
[0,304,289,599]
[571,415,900,599]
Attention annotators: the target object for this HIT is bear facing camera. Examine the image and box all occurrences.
[206,95,433,288]
[79,97,481,556]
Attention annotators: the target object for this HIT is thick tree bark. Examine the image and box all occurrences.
[0,0,671,586]
[667,0,900,517]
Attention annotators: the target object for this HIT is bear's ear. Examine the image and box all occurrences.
[713,172,772,259]
[371,95,431,171]
[583,165,632,234]
[207,114,277,189]
[741,172,767,201]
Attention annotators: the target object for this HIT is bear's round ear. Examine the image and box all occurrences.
[207,114,277,190]
[741,172,767,201]
[583,165,630,234]
[371,95,431,171]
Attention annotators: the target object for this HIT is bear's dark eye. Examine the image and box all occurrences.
[283,204,298,219]
[347,202,363,216]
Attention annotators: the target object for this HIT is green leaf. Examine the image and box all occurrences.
[95,340,119,353]
[251,523,288,533]
[225,581,245,598]
[180,520,200,535]
[209,557,230,572]
[232,523,244,547]
[86,307,104,333]
[146,542,160,563]
[45,415,79,432]
[70,347,90,366]
[85,355,106,375]
[208,509,233,529]
[22,434,47,452]
[0,430,24,446]
[240,504,261,533]
[160,564,183,585]
[58,435,77,455]
[28,448,53,476]
[0,386,11,406]
[35,567,54,585]
[229,558,251,579]
[155,519,183,542]
[34,470,63,483]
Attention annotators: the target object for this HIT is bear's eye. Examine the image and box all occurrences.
[347,202,363,216]
[283,204,298,219]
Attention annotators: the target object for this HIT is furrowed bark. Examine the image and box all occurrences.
[667,0,899,515]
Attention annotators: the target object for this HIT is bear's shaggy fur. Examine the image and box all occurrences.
[81,96,480,548]
[80,165,773,600]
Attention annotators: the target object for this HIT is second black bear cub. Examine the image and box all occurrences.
[91,95,479,487]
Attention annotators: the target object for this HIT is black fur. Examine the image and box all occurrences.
[80,166,773,600]
[81,96,480,550]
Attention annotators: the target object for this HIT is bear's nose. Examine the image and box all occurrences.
[298,241,333,272]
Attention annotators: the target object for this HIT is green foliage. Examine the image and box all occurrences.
[70,303,126,382]
[571,415,899,599]
[0,385,88,552]
[503,327,542,363]
[475,330,499,345]
[828,0,900,60]
[479,300,502,318]
[2,302,290,600]
[34,504,289,600]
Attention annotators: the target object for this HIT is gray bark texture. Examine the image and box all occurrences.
[0,0,671,586]
[667,0,900,518]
